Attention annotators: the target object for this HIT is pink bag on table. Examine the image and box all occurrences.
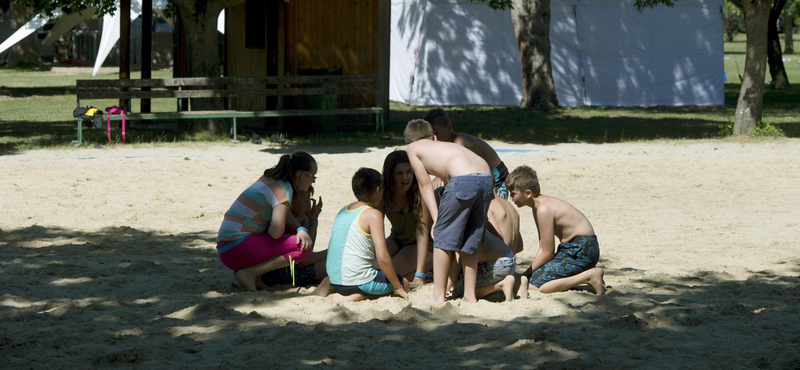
[105,106,126,144]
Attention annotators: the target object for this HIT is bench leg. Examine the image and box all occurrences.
[230,117,240,143]
[72,118,83,147]
[376,112,386,138]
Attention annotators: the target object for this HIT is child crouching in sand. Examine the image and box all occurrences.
[216,152,317,292]
[314,168,410,302]
[507,165,606,297]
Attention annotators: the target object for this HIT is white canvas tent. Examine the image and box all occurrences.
[390,0,724,107]
[390,0,524,106]
[551,0,724,106]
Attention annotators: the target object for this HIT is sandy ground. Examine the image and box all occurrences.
[1,139,799,368]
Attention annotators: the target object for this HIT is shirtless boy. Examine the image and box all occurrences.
[506,165,605,296]
[405,119,494,303]
[448,232,517,302]
[424,108,509,199]
[487,195,523,254]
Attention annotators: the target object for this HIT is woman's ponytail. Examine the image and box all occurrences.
[264,151,315,188]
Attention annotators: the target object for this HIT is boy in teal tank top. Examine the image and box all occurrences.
[314,168,410,302]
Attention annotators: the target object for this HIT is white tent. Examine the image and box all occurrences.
[390,0,724,107]
[0,10,59,56]
[551,0,724,106]
[390,0,524,106]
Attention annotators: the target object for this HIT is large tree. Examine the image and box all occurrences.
[725,0,777,135]
[766,0,791,89]
[783,0,798,53]
[509,0,559,109]
[479,0,559,108]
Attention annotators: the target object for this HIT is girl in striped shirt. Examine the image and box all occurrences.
[216,151,318,291]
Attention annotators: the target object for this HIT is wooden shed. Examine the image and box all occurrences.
[224,0,390,128]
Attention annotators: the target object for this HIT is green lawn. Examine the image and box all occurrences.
[1,33,798,152]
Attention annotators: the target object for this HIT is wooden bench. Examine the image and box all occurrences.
[74,75,385,146]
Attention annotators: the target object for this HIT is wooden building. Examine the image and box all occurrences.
[224,0,390,127]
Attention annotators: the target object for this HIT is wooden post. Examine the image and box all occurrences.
[141,0,152,113]
[173,11,188,114]
[120,0,131,112]
[378,0,390,123]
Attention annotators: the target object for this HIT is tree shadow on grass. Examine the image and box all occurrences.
[0,120,201,152]
[389,108,728,144]
[2,225,800,368]
[0,86,76,97]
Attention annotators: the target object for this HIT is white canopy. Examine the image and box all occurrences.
[551,0,725,106]
[0,10,59,55]
[390,0,524,106]
[0,0,226,76]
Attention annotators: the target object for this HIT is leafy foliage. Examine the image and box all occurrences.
[724,1,744,42]
[14,0,117,17]
[633,0,676,11]
[479,0,677,11]
[719,119,786,137]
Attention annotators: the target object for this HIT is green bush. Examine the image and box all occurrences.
[754,120,786,137]
[719,119,786,137]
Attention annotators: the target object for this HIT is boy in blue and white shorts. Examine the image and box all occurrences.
[450,232,518,301]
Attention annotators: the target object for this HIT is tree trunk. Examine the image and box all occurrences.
[510,0,559,109]
[173,0,227,134]
[785,15,794,54]
[5,4,43,67]
[766,0,790,89]
[733,0,773,136]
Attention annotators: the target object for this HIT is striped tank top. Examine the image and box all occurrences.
[217,176,293,243]
[326,205,378,286]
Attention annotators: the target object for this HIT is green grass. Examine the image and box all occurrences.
[724,33,800,84]
[1,34,799,152]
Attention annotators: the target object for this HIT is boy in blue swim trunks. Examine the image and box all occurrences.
[406,119,495,303]
[424,108,509,199]
[506,165,606,297]
[313,168,410,302]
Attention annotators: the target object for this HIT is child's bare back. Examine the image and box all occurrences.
[532,195,594,244]
[407,140,490,182]
[488,196,523,254]
[452,132,502,169]
[507,165,604,296]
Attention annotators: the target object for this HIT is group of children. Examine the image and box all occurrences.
[216,108,605,303]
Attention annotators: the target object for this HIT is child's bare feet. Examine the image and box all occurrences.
[234,269,258,292]
[256,278,268,291]
[500,275,515,302]
[426,294,446,305]
[588,267,606,295]
[328,293,365,303]
[516,277,530,299]
[312,277,332,297]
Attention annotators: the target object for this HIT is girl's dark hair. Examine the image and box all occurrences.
[264,151,316,190]
[381,150,422,225]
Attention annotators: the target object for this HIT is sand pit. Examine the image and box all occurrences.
[1,139,799,368]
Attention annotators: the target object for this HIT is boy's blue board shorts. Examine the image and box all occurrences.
[529,235,599,288]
